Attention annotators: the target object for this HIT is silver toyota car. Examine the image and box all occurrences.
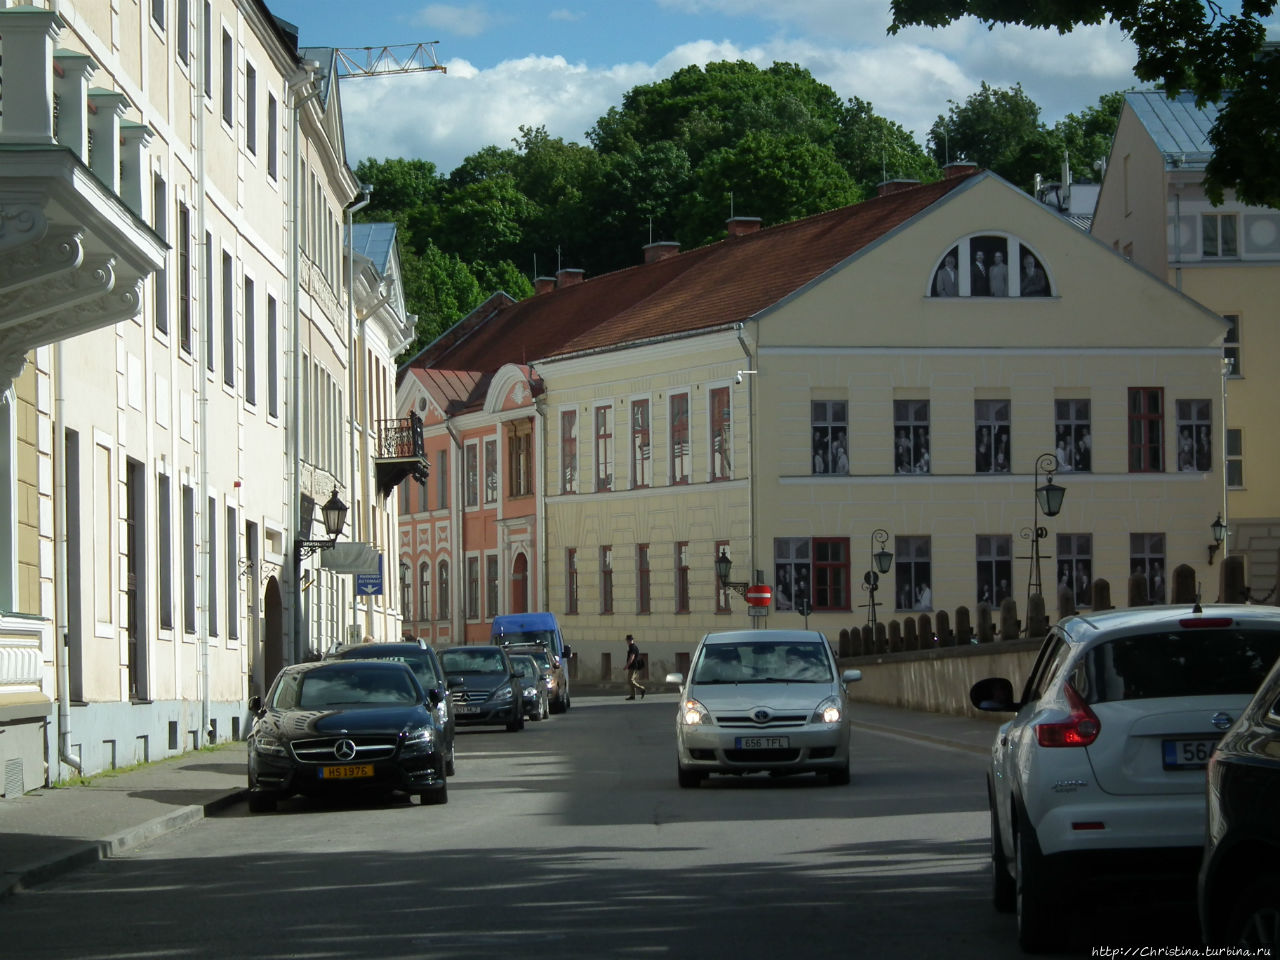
[667,629,862,787]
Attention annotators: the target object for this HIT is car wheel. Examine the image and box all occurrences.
[506,716,525,732]
[248,791,277,813]
[1226,874,1280,947]
[1015,816,1057,953]
[445,743,456,777]
[827,762,850,786]
[540,693,550,720]
[420,781,448,805]
[677,764,704,789]
[550,694,565,715]
[990,790,1015,913]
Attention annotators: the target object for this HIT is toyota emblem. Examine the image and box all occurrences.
[334,739,357,761]
[753,708,771,722]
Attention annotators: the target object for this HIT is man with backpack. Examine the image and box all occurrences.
[624,635,645,700]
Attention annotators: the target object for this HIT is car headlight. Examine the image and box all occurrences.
[253,736,288,757]
[492,684,514,702]
[680,698,712,726]
[543,676,554,689]
[402,726,436,755]
[523,685,538,699]
[811,696,842,724]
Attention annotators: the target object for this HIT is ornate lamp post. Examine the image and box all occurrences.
[1023,454,1066,632]
[863,528,894,630]
[1208,513,1227,565]
[294,488,348,562]
[715,548,748,600]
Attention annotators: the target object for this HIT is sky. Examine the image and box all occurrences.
[262,0,1270,177]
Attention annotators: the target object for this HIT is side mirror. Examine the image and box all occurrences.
[248,695,263,714]
[970,676,1017,712]
[841,669,862,684]
[664,672,684,685]
[562,644,572,659]
[427,688,443,706]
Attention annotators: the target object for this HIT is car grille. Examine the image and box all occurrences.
[451,689,488,704]
[725,749,801,762]
[290,736,398,763]
[714,714,807,728]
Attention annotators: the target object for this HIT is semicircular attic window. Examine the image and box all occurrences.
[929,235,1053,298]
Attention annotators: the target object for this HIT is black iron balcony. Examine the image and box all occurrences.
[374,411,429,497]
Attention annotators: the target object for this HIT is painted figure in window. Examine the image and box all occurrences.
[775,565,794,611]
[976,426,991,473]
[1196,426,1211,472]
[1056,429,1072,472]
[971,250,989,296]
[834,430,849,474]
[994,429,1010,472]
[934,253,959,296]
[813,429,828,474]
[1020,251,1049,296]
[990,250,1008,296]
[914,582,932,610]
[1178,427,1196,471]
[915,429,930,473]
[1076,428,1092,471]
[895,428,912,474]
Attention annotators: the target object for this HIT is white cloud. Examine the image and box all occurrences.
[413,4,501,38]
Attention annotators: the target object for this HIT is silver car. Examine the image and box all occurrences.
[667,629,862,788]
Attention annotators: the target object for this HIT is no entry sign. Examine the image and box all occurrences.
[745,584,773,607]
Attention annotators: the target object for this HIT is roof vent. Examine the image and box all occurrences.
[556,268,585,288]
[534,276,556,295]
[643,241,681,264]
[726,216,762,237]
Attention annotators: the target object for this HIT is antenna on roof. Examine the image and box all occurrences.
[729,191,734,219]
[882,150,887,183]
[532,253,537,280]
[649,216,653,245]
[556,245,562,272]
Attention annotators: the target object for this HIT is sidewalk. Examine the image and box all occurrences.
[0,700,999,901]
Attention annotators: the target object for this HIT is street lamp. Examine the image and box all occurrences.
[862,528,893,630]
[1208,513,1227,565]
[1024,453,1065,632]
[294,488,348,561]
[715,548,748,600]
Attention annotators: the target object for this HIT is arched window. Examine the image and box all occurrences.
[511,553,528,614]
[929,234,1052,298]
[437,559,450,620]
[400,558,412,618]
[418,561,431,622]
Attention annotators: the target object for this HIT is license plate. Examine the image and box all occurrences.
[1162,738,1217,769]
[319,764,374,779]
[456,704,480,715]
[735,736,789,749]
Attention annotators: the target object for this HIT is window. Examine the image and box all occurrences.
[266,94,278,180]
[221,251,234,387]
[177,203,191,352]
[976,535,1013,607]
[437,449,448,508]
[560,410,577,494]
[812,538,850,611]
[774,537,811,613]
[418,562,430,621]
[437,560,450,620]
[600,546,613,614]
[811,400,848,475]
[1227,429,1243,488]
[486,554,499,620]
[1054,400,1091,472]
[152,174,168,335]
[1128,388,1163,472]
[714,540,731,614]
[417,475,427,512]
[226,505,238,641]
[183,484,196,632]
[176,0,190,66]
[566,549,579,615]
[158,473,172,629]
[1223,314,1240,376]
[204,231,215,372]
[1131,533,1167,604]
[594,405,614,492]
[670,392,690,485]
[675,542,690,613]
[483,438,498,504]
[1018,244,1050,297]
[1175,399,1212,472]
[631,399,651,488]
[1057,534,1093,608]
[509,424,532,498]
[207,496,218,637]
[466,556,480,620]
[710,386,731,480]
[1203,213,1239,258]
[464,442,478,507]
[221,28,233,127]
[245,64,257,155]
[894,399,930,474]
[266,294,278,416]
[202,3,211,98]
[637,544,651,615]
[974,400,1011,473]
[151,0,164,29]
[243,276,256,405]
[895,537,931,611]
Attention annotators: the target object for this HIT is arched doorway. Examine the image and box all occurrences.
[262,577,283,693]
[511,553,528,614]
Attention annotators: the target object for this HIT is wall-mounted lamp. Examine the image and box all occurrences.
[1208,513,1227,565]
[294,488,348,562]
[734,370,756,385]
[715,548,749,599]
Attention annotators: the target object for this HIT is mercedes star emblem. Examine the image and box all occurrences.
[334,739,357,761]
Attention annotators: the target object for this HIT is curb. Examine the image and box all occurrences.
[0,787,247,902]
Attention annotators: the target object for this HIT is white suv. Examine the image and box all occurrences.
[971,604,1280,952]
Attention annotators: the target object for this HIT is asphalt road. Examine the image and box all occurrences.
[0,695,1200,959]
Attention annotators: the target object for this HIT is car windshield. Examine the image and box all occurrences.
[498,629,555,647]
[275,666,421,710]
[1075,629,1280,703]
[441,649,509,675]
[691,641,832,683]
[510,657,538,679]
[528,651,552,670]
[337,650,440,687]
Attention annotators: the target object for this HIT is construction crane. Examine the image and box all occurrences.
[334,42,447,79]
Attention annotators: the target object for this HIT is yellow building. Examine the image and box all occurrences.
[1091,92,1279,596]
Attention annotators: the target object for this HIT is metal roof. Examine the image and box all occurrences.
[1125,91,1220,169]
[348,222,397,274]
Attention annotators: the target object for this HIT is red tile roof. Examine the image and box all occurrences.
[404,172,979,377]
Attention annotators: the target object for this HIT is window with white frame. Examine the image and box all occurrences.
[773,537,810,613]
[464,442,478,508]
[594,405,614,492]
[243,276,256,405]
[1227,429,1243,488]
[483,438,498,504]
[894,536,931,611]
[1175,399,1212,472]
[1054,399,1091,472]
[565,548,579,614]
[418,561,430,621]
[670,392,690,485]
[631,399,651,488]
[245,63,257,155]
[486,554,499,620]
[437,560,450,620]
[221,251,234,387]
[710,386,731,480]
[1130,533,1167,604]
[811,399,848,475]
[894,399,930,474]
[561,410,577,494]
[976,535,1013,607]
[221,28,233,127]
[466,556,480,619]
[974,399,1011,474]
[637,544,650,615]
[1202,213,1239,258]
[1056,534,1093,608]
[157,471,172,629]
[600,545,613,614]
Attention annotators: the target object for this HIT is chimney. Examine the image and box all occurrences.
[534,275,556,295]
[943,161,979,179]
[643,241,680,264]
[877,179,920,197]
[556,268,585,288]
[726,216,762,238]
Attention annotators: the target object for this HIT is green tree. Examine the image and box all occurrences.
[1053,91,1125,183]
[397,242,483,362]
[835,96,940,195]
[888,0,1280,206]
[928,82,1054,191]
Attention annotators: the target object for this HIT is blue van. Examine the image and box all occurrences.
[491,612,571,713]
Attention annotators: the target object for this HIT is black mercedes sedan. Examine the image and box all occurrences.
[439,645,524,731]
[246,659,448,812]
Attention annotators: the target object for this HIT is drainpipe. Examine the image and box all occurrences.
[446,420,462,639]
[196,6,210,748]
[533,392,547,612]
[52,343,82,776]
[736,322,756,595]
[346,184,371,641]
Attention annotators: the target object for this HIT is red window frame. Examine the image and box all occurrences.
[1128,387,1164,473]
[812,537,851,611]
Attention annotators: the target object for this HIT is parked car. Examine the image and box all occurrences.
[246,659,448,812]
[666,629,862,788]
[1199,642,1280,948]
[510,654,550,722]
[970,604,1280,952]
[439,645,525,732]
[325,639,456,775]
[523,646,564,711]
[491,612,571,713]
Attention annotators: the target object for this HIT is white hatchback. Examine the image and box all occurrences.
[667,629,862,788]
[971,604,1280,952]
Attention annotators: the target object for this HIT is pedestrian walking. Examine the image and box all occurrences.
[624,634,645,700]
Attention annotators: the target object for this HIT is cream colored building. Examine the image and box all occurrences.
[1091,91,1280,597]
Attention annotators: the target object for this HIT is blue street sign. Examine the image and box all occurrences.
[356,554,383,595]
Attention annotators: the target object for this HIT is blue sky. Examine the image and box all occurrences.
[262,0,1272,176]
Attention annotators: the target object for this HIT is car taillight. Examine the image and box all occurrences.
[1179,617,1233,628]
[1036,683,1101,748]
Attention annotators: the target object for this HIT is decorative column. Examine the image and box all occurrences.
[0,7,62,145]
[52,50,95,160]
[86,88,131,194]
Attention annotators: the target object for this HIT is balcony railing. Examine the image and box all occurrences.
[373,412,429,496]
